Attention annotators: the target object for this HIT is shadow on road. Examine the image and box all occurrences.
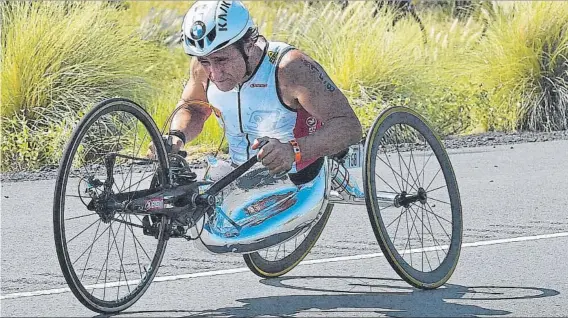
[96,275,559,317]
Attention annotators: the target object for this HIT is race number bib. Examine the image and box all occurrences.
[345,144,363,169]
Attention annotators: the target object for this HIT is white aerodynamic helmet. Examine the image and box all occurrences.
[181,1,256,57]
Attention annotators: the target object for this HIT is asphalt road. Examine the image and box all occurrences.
[1,140,568,317]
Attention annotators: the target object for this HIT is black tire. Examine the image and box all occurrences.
[363,106,462,289]
[53,98,170,313]
[243,204,333,278]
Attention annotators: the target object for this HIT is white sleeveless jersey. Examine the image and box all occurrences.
[207,41,322,170]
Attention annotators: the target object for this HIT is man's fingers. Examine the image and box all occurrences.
[146,140,164,159]
[252,137,270,150]
[146,142,154,159]
[261,151,277,167]
[266,158,291,175]
[146,149,155,160]
[268,164,288,176]
[257,142,274,160]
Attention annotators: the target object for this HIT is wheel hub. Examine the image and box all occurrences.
[417,187,427,204]
[95,195,117,223]
[394,188,427,208]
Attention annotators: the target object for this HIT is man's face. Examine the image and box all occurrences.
[197,44,246,92]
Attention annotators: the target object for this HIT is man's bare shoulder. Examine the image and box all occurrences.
[277,49,313,84]
[277,49,337,94]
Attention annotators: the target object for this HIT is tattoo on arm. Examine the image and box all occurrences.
[301,58,336,92]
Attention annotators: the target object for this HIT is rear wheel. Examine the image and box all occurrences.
[363,106,462,289]
[243,204,333,278]
[53,98,170,313]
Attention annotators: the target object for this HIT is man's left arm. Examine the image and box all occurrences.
[279,50,363,161]
[254,50,363,174]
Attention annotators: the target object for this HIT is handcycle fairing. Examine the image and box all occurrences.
[191,160,330,254]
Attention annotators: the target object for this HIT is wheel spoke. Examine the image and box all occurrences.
[386,208,405,229]
[421,203,445,263]
[379,202,395,210]
[417,150,435,189]
[110,216,131,297]
[111,215,145,229]
[379,144,403,192]
[130,125,152,193]
[66,194,88,199]
[408,142,431,192]
[395,125,421,192]
[391,207,406,245]
[119,172,156,194]
[425,202,452,241]
[130,139,154,198]
[120,125,140,194]
[273,242,282,261]
[113,117,129,193]
[428,196,451,206]
[403,208,412,265]
[423,202,453,224]
[425,167,442,192]
[409,204,446,248]
[72,222,111,265]
[426,184,447,194]
[376,155,419,193]
[407,205,423,253]
[409,145,422,190]
[128,214,144,280]
[393,125,409,192]
[409,205,436,271]
[126,217,153,262]
[374,172,401,194]
[102,222,113,299]
[80,220,103,280]
[408,204,430,271]
[65,213,98,221]
[67,218,102,245]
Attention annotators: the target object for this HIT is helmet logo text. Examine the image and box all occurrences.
[217,1,231,31]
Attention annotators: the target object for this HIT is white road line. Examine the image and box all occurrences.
[2,232,567,300]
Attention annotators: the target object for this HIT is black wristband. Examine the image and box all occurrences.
[168,129,186,144]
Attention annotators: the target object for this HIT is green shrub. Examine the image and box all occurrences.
[467,1,568,131]
[1,2,168,170]
[0,107,83,171]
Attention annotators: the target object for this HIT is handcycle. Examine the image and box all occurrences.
[53,97,462,313]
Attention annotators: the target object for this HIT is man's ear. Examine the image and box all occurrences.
[244,38,255,54]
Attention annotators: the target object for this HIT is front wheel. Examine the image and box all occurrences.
[53,98,170,313]
[363,106,462,289]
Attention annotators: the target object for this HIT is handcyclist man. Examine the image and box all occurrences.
[148,0,362,182]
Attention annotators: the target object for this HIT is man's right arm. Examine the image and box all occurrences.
[170,57,212,144]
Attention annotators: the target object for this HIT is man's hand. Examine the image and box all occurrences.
[252,137,295,175]
[146,135,184,159]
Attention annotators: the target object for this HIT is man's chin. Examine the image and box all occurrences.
[214,81,236,92]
